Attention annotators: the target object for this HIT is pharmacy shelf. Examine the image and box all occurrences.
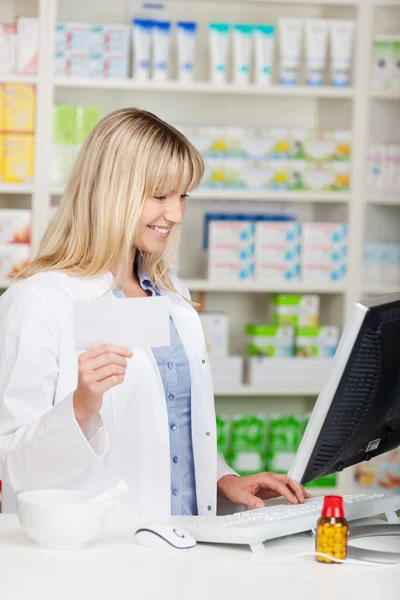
[51,186,350,203]
[367,195,400,206]
[0,74,37,85]
[184,279,346,294]
[0,184,35,194]
[214,386,320,397]
[54,77,354,99]
[362,285,400,297]
[371,91,400,100]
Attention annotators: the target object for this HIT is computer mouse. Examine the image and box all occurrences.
[134,523,197,551]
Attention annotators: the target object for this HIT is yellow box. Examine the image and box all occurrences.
[0,134,3,182]
[0,85,4,132]
[3,134,34,183]
[3,84,35,133]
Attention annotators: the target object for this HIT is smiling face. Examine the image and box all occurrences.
[134,190,188,254]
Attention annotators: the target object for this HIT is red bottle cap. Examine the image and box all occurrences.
[321,495,345,518]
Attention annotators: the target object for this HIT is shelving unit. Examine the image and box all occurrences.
[1,0,399,497]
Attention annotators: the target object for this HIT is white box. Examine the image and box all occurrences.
[208,220,255,282]
[199,312,229,356]
[0,209,31,244]
[55,23,91,53]
[91,24,130,55]
[0,244,30,282]
[302,222,347,282]
[363,242,383,285]
[210,356,243,389]
[16,17,38,75]
[302,222,348,244]
[367,144,386,194]
[255,221,301,282]
[54,51,91,77]
[0,23,17,75]
[248,357,332,389]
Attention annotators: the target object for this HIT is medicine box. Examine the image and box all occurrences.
[372,36,394,92]
[216,414,231,461]
[302,223,348,283]
[0,209,31,244]
[208,219,255,282]
[229,413,268,476]
[0,133,3,181]
[0,244,30,281]
[248,357,333,389]
[91,24,130,55]
[289,130,351,162]
[16,17,39,75]
[55,23,91,53]
[199,312,229,356]
[266,414,304,473]
[209,356,243,389]
[3,84,35,132]
[272,294,320,327]
[255,221,301,282]
[0,24,17,75]
[287,160,350,192]
[295,326,340,358]
[2,134,34,183]
[245,324,294,357]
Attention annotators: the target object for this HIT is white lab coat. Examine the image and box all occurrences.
[0,270,238,516]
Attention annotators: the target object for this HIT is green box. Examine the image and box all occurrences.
[230,414,268,476]
[53,105,76,145]
[295,326,340,358]
[272,294,320,327]
[245,324,294,357]
[372,37,393,92]
[216,414,231,461]
[266,415,304,474]
[75,106,101,144]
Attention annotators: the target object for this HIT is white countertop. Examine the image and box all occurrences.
[1,514,400,600]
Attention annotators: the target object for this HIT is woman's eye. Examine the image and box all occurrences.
[181,194,189,200]
[154,196,167,201]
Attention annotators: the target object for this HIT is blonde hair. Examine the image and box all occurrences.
[17,108,204,293]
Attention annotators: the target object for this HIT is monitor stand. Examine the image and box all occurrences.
[348,524,400,564]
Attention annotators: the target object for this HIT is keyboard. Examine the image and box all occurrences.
[183,494,400,551]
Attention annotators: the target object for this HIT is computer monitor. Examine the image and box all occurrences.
[289,293,400,486]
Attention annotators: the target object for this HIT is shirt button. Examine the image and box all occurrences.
[167,362,174,370]
[173,456,179,464]
[201,359,206,364]
[207,505,212,511]
[168,393,175,401]
[170,423,177,431]
[172,488,179,496]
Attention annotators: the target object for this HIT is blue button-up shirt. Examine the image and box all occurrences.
[113,261,198,516]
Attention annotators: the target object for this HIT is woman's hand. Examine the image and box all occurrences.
[217,472,312,509]
[73,344,133,429]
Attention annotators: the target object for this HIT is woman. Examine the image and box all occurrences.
[0,108,309,516]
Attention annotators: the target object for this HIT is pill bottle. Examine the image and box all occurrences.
[315,495,348,563]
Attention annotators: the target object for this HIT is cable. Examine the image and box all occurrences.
[251,551,400,568]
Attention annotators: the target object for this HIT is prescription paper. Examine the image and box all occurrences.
[73,295,170,350]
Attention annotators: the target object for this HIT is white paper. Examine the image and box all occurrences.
[73,296,170,350]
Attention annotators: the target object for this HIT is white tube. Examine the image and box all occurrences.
[279,18,303,86]
[152,20,171,81]
[305,19,329,87]
[330,20,355,87]
[209,23,230,84]
[233,25,253,85]
[176,21,197,83]
[254,25,275,86]
[132,19,152,80]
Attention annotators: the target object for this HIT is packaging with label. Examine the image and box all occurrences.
[372,36,394,92]
[302,223,348,283]
[0,24,17,75]
[353,448,400,494]
[55,23,91,53]
[287,160,350,192]
[272,294,320,327]
[75,106,101,144]
[289,130,351,162]
[0,84,3,131]
[91,24,129,55]
[16,17,38,75]
[210,356,243,389]
[246,324,294,357]
[266,414,304,474]
[230,413,268,476]
[199,312,228,356]
[255,221,301,282]
[0,209,31,244]
[367,144,386,193]
[363,242,384,285]
[51,105,77,185]
[216,414,231,461]
[208,219,255,281]
[2,134,34,183]
[0,133,3,181]
[380,242,400,286]
[0,243,30,281]
[393,39,400,92]
[295,326,340,358]
[3,84,35,132]
[387,145,400,194]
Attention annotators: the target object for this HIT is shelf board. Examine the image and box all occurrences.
[54,77,354,99]
[367,195,400,206]
[371,90,400,100]
[51,186,350,204]
[0,74,37,84]
[214,386,320,397]
[362,285,400,297]
[0,183,35,194]
[184,279,346,294]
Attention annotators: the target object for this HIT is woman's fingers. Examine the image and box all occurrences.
[79,344,132,363]
[86,352,128,372]
[83,363,126,384]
